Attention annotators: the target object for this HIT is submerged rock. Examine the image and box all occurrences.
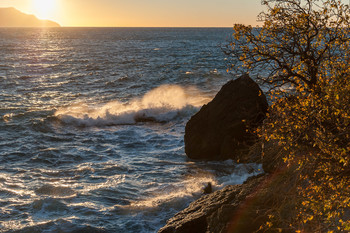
[184,74,268,161]
[203,182,212,194]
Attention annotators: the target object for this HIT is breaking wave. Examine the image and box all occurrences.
[54,85,211,127]
[127,175,218,209]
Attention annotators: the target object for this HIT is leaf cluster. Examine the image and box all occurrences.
[226,0,350,232]
[262,79,350,232]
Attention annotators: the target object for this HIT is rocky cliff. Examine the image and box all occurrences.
[159,77,296,233]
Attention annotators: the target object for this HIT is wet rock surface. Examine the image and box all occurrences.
[158,175,268,233]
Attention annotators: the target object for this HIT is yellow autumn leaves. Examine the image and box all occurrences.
[227,0,350,232]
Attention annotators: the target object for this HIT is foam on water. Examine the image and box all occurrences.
[128,175,218,208]
[54,84,211,126]
[114,161,262,212]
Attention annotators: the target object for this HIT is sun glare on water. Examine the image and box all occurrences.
[32,0,57,19]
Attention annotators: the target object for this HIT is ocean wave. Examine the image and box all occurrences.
[54,84,211,127]
[115,174,217,210]
[31,198,69,212]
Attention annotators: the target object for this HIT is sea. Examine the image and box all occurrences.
[0,28,261,233]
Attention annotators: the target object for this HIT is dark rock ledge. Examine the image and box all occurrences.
[158,174,269,233]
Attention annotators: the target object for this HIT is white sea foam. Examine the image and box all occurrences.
[54,84,211,127]
[120,163,262,210]
[3,113,14,122]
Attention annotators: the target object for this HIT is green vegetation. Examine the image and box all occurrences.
[226,0,350,232]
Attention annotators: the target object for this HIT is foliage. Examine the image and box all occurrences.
[225,0,350,92]
[227,0,350,232]
[262,79,350,232]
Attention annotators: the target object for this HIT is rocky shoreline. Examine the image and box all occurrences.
[158,162,292,233]
[158,174,267,233]
[159,75,288,233]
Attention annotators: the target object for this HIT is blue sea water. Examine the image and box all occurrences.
[0,28,261,233]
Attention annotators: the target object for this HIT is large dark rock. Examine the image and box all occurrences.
[185,75,268,161]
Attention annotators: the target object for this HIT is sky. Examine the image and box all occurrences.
[0,0,265,27]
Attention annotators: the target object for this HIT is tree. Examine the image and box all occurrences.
[226,0,350,232]
[225,0,350,92]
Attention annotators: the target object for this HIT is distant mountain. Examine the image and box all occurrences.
[0,7,60,27]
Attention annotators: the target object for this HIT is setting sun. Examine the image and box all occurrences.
[32,0,56,19]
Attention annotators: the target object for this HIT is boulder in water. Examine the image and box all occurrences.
[184,74,268,161]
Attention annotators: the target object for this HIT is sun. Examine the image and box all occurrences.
[32,0,57,19]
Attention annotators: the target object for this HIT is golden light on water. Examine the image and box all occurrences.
[31,0,57,19]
